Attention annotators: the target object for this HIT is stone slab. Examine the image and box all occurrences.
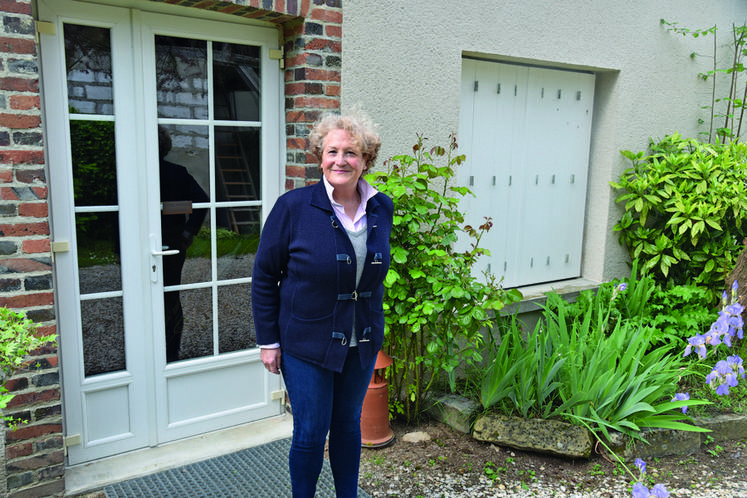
[472,413,593,459]
[427,394,481,434]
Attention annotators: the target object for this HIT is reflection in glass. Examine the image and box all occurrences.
[155,36,207,119]
[174,287,214,361]
[213,42,261,122]
[65,24,113,115]
[215,126,260,207]
[76,212,121,294]
[216,206,260,281]
[159,125,211,289]
[70,120,118,207]
[82,297,125,376]
[219,283,255,353]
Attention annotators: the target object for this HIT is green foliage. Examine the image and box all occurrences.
[661,20,747,144]
[480,268,710,441]
[646,283,716,346]
[366,134,522,423]
[0,308,57,427]
[611,134,747,301]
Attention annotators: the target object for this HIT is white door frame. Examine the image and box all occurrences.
[39,0,284,465]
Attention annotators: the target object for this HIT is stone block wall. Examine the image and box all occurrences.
[0,0,340,495]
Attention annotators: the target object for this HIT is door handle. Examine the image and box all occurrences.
[152,248,179,256]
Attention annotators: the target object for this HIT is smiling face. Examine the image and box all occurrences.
[320,128,367,195]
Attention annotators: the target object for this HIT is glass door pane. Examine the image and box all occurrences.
[155,36,262,362]
[65,23,125,376]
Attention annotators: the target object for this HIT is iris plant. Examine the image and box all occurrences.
[632,459,669,497]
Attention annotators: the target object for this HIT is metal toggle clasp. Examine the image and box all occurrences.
[351,290,358,301]
[330,215,339,229]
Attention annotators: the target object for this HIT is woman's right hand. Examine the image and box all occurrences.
[260,347,282,375]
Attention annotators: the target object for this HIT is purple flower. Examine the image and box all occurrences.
[706,359,742,395]
[684,334,707,359]
[632,482,649,498]
[632,482,671,498]
[650,483,670,497]
[635,458,646,474]
[671,392,690,414]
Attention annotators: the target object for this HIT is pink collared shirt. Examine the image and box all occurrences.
[322,175,379,232]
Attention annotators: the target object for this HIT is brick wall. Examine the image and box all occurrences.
[0,0,340,495]
[0,0,64,496]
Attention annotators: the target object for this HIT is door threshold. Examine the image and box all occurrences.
[64,413,292,496]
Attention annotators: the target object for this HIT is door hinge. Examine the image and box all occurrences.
[269,48,284,70]
[271,389,286,401]
[35,20,55,44]
[51,241,70,253]
[64,434,82,455]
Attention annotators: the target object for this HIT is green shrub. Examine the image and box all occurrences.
[367,134,522,423]
[611,134,747,302]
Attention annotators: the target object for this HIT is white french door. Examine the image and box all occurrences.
[39,0,283,465]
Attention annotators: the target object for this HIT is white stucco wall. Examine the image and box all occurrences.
[342,0,747,284]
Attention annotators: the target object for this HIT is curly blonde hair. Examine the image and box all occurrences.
[308,111,381,170]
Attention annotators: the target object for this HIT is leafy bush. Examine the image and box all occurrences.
[367,134,522,423]
[1,308,57,427]
[611,134,747,302]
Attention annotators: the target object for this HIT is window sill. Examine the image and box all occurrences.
[501,277,602,315]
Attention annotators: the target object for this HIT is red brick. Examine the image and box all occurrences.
[0,257,50,273]
[4,423,62,442]
[300,0,311,16]
[7,480,66,498]
[9,95,40,110]
[0,170,12,182]
[0,187,19,200]
[4,377,28,392]
[299,68,340,82]
[305,39,341,52]
[286,110,322,123]
[0,150,45,165]
[294,96,339,109]
[18,202,47,218]
[287,137,307,150]
[36,325,57,338]
[0,113,41,129]
[32,187,48,199]
[5,388,60,410]
[285,82,323,96]
[0,77,39,93]
[0,37,36,55]
[325,84,341,97]
[21,238,50,253]
[45,354,58,367]
[6,441,33,459]
[0,222,50,237]
[0,0,32,15]
[285,178,295,190]
[16,169,46,183]
[0,292,55,309]
[326,25,342,38]
[310,7,342,24]
[286,164,307,178]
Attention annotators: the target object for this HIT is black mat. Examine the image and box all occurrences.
[104,438,371,497]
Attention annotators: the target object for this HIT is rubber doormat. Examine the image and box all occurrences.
[104,437,371,497]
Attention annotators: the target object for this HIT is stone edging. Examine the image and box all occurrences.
[427,394,747,462]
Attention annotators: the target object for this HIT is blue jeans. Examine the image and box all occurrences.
[281,349,376,498]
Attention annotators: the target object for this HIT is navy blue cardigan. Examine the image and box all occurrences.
[251,180,393,372]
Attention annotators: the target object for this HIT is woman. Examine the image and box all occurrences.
[252,111,393,497]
